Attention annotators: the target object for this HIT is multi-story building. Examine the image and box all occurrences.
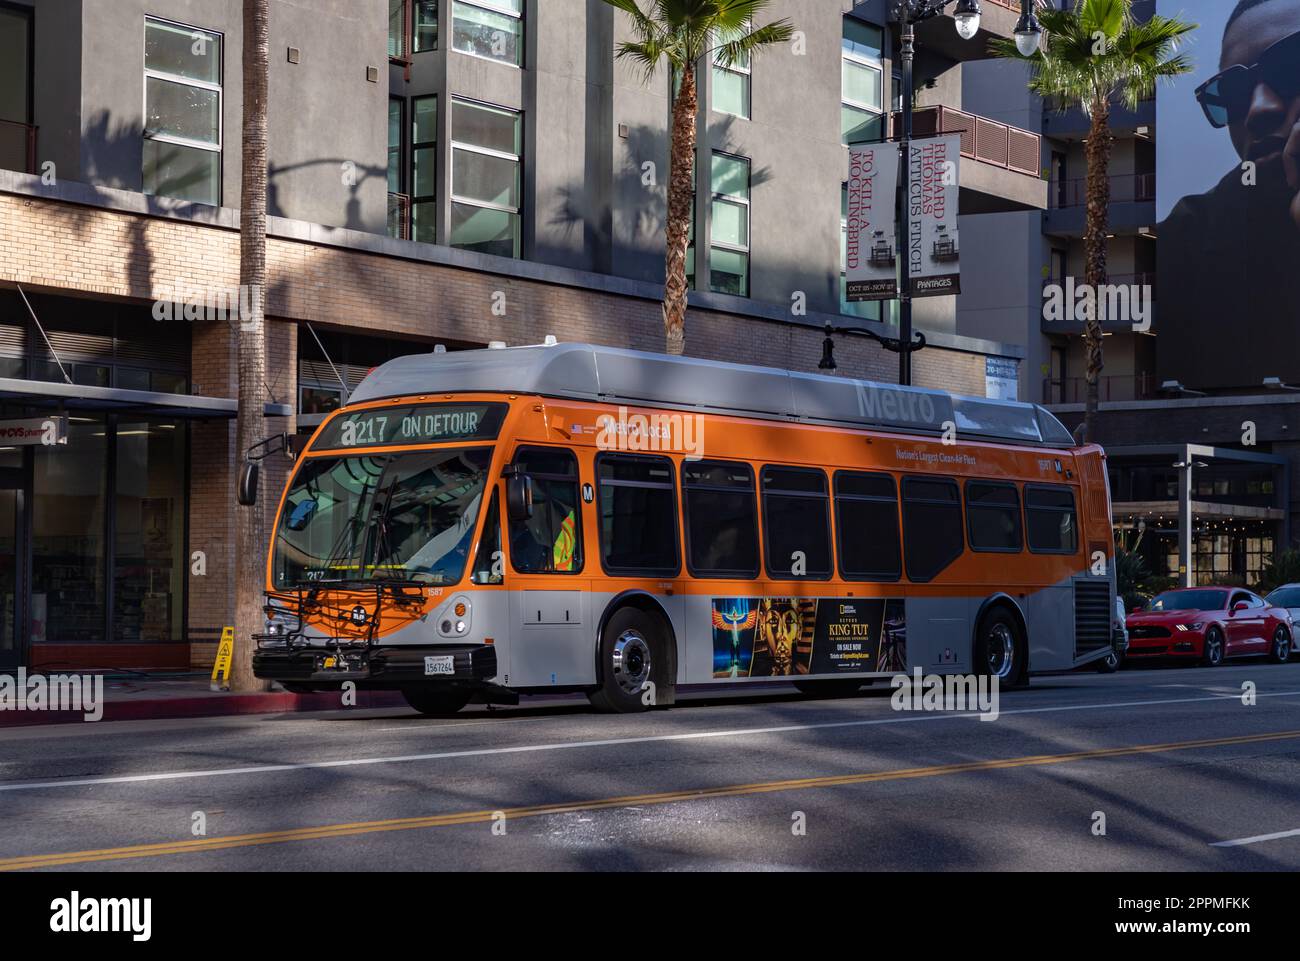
[0,0,1046,670]
[958,0,1299,589]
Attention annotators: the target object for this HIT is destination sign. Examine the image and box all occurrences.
[312,402,507,450]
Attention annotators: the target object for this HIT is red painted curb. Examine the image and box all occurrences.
[0,690,406,728]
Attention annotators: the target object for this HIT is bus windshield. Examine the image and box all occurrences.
[271,447,493,588]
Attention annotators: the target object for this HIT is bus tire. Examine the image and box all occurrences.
[1095,648,1123,673]
[589,607,661,714]
[792,679,862,698]
[402,686,472,717]
[974,607,1026,687]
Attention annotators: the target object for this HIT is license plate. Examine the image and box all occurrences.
[424,655,455,676]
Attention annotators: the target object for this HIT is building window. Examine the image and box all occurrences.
[842,18,883,144]
[143,17,222,205]
[0,4,33,174]
[387,97,408,239]
[391,0,438,56]
[114,420,186,641]
[452,0,522,66]
[710,152,749,296]
[450,98,521,258]
[415,0,439,52]
[712,34,750,118]
[411,96,438,244]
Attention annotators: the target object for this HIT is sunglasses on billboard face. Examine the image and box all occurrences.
[1195,29,1300,128]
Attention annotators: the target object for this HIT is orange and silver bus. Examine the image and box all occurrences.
[252,342,1118,714]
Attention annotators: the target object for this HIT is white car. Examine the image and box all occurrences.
[1263,584,1300,658]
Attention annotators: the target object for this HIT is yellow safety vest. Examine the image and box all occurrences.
[552,510,576,571]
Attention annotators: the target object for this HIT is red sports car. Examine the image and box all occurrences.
[1125,587,1293,666]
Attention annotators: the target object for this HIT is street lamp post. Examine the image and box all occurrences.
[890,0,1039,385]
[1173,456,1208,589]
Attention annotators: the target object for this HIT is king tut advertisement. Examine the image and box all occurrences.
[711,597,906,679]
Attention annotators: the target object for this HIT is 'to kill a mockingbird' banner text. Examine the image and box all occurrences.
[845,133,960,302]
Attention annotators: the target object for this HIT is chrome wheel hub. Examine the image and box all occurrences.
[986,623,1015,679]
[611,630,652,696]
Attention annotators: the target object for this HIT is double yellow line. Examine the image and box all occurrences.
[3,728,1298,871]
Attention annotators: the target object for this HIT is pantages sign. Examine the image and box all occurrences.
[846,133,961,302]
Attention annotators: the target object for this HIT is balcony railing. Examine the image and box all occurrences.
[1042,373,1159,405]
[388,192,411,240]
[1049,173,1156,209]
[890,105,1041,177]
[0,118,38,175]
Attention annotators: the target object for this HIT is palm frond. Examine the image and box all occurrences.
[713,19,794,69]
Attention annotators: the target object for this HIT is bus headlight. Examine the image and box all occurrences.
[438,597,471,637]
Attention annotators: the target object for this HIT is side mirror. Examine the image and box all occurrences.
[1232,601,1250,613]
[505,471,534,522]
[237,461,260,506]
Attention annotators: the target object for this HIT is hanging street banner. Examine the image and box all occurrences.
[906,133,961,298]
[844,142,900,302]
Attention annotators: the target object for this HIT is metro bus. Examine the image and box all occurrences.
[251,341,1118,715]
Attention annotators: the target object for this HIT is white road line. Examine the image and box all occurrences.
[1211,827,1300,847]
[1,689,1298,795]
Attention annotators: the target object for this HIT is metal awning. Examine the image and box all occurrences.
[0,377,292,419]
[1113,500,1286,523]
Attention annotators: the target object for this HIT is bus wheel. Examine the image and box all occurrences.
[975,608,1025,687]
[792,680,863,699]
[402,686,472,717]
[1095,648,1123,673]
[589,608,660,714]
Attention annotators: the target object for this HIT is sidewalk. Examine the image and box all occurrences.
[0,674,404,728]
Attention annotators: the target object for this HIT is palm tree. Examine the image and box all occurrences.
[232,0,270,691]
[991,0,1194,442]
[602,0,793,355]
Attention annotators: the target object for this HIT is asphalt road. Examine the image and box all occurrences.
[2,660,1300,871]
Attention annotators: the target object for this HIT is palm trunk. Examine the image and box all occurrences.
[1081,97,1111,445]
[663,64,698,356]
[232,0,270,691]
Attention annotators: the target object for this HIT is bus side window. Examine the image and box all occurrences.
[471,489,502,584]
[965,480,1023,553]
[508,448,583,574]
[761,466,832,579]
[1025,484,1078,554]
[834,471,901,581]
[682,460,760,578]
[596,453,680,576]
[901,476,963,582]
